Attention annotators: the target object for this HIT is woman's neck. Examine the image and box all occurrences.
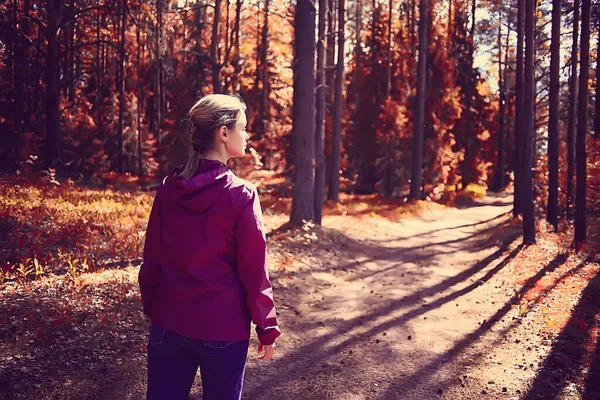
[201,149,228,165]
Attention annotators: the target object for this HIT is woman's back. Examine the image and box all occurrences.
[140,159,279,344]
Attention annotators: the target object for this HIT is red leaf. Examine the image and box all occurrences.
[578,318,586,332]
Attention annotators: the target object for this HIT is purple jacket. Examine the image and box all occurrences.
[138,159,280,345]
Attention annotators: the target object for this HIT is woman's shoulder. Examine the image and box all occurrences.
[227,173,258,206]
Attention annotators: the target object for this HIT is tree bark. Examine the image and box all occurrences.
[327,0,336,106]
[522,0,536,245]
[594,28,600,139]
[495,4,506,192]
[566,0,579,217]
[385,0,393,99]
[96,0,103,142]
[45,0,63,172]
[410,0,429,200]
[459,0,477,188]
[514,0,525,216]
[291,0,317,223]
[328,0,345,202]
[256,0,270,141]
[351,0,362,181]
[574,0,590,248]
[315,0,328,224]
[211,0,222,93]
[547,0,560,231]
[137,4,143,177]
[13,0,29,137]
[117,0,127,173]
[156,0,163,145]
[231,0,242,92]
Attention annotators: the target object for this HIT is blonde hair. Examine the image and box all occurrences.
[178,94,247,179]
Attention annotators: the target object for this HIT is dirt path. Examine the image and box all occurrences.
[242,193,596,400]
[3,193,598,400]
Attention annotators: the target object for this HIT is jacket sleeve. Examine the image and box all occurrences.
[138,190,163,318]
[235,186,281,345]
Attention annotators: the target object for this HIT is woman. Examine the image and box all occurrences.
[139,94,281,400]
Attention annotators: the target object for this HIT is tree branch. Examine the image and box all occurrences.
[58,5,109,30]
[0,22,42,53]
[59,40,118,57]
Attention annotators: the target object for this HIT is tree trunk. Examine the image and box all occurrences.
[495,4,505,192]
[66,0,75,102]
[410,0,416,59]
[566,0,579,218]
[231,0,243,92]
[328,0,345,202]
[211,0,222,93]
[315,0,328,224]
[522,0,536,245]
[327,0,336,106]
[156,0,163,145]
[13,0,29,137]
[290,1,317,223]
[594,30,600,139]
[45,0,63,172]
[547,0,561,231]
[352,0,362,181]
[514,0,525,216]
[574,0,590,248]
[410,0,429,200]
[96,0,103,142]
[459,0,477,188]
[117,0,127,174]
[385,0,393,99]
[256,0,270,142]
[137,5,143,177]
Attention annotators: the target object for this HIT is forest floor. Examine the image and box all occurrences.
[0,184,599,399]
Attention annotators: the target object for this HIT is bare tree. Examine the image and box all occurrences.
[328,0,345,202]
[410,0,429,200]
[522,0,536,244]
[566,0,579,217]
[574,0,591,248]
[315,0,328,224]
[546,0,561,231]
[290,1,316,223]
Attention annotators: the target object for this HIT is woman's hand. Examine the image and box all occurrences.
[257,342,276,361]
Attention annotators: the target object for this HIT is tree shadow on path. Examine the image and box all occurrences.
[523,253,600,400]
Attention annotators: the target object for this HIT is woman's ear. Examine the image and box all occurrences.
[218,126,228,143]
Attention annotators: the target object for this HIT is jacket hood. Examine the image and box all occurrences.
[162,159,233,213]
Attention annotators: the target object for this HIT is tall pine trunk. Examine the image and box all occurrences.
[232,0,242,92]
[595,38,600,139]
[211,0,222,93]
[290,1,316,223]
[255,0,270,142]
[155,0,163,146]
[574,0,590,248]
[117,0,127,173]
[459,0,477,188]
[315,0,328,224]
[547,0,561,231]
[410,0,429,200]
[566,0,579,217]
[495,4,505,191]
[385,0,393,99]
[137,6,143,177]
[45,0,62,172]
[514,0,525,216]
[328,0,345,202]
[522,0,536,244]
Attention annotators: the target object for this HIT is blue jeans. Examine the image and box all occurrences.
[146,323,249,400]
